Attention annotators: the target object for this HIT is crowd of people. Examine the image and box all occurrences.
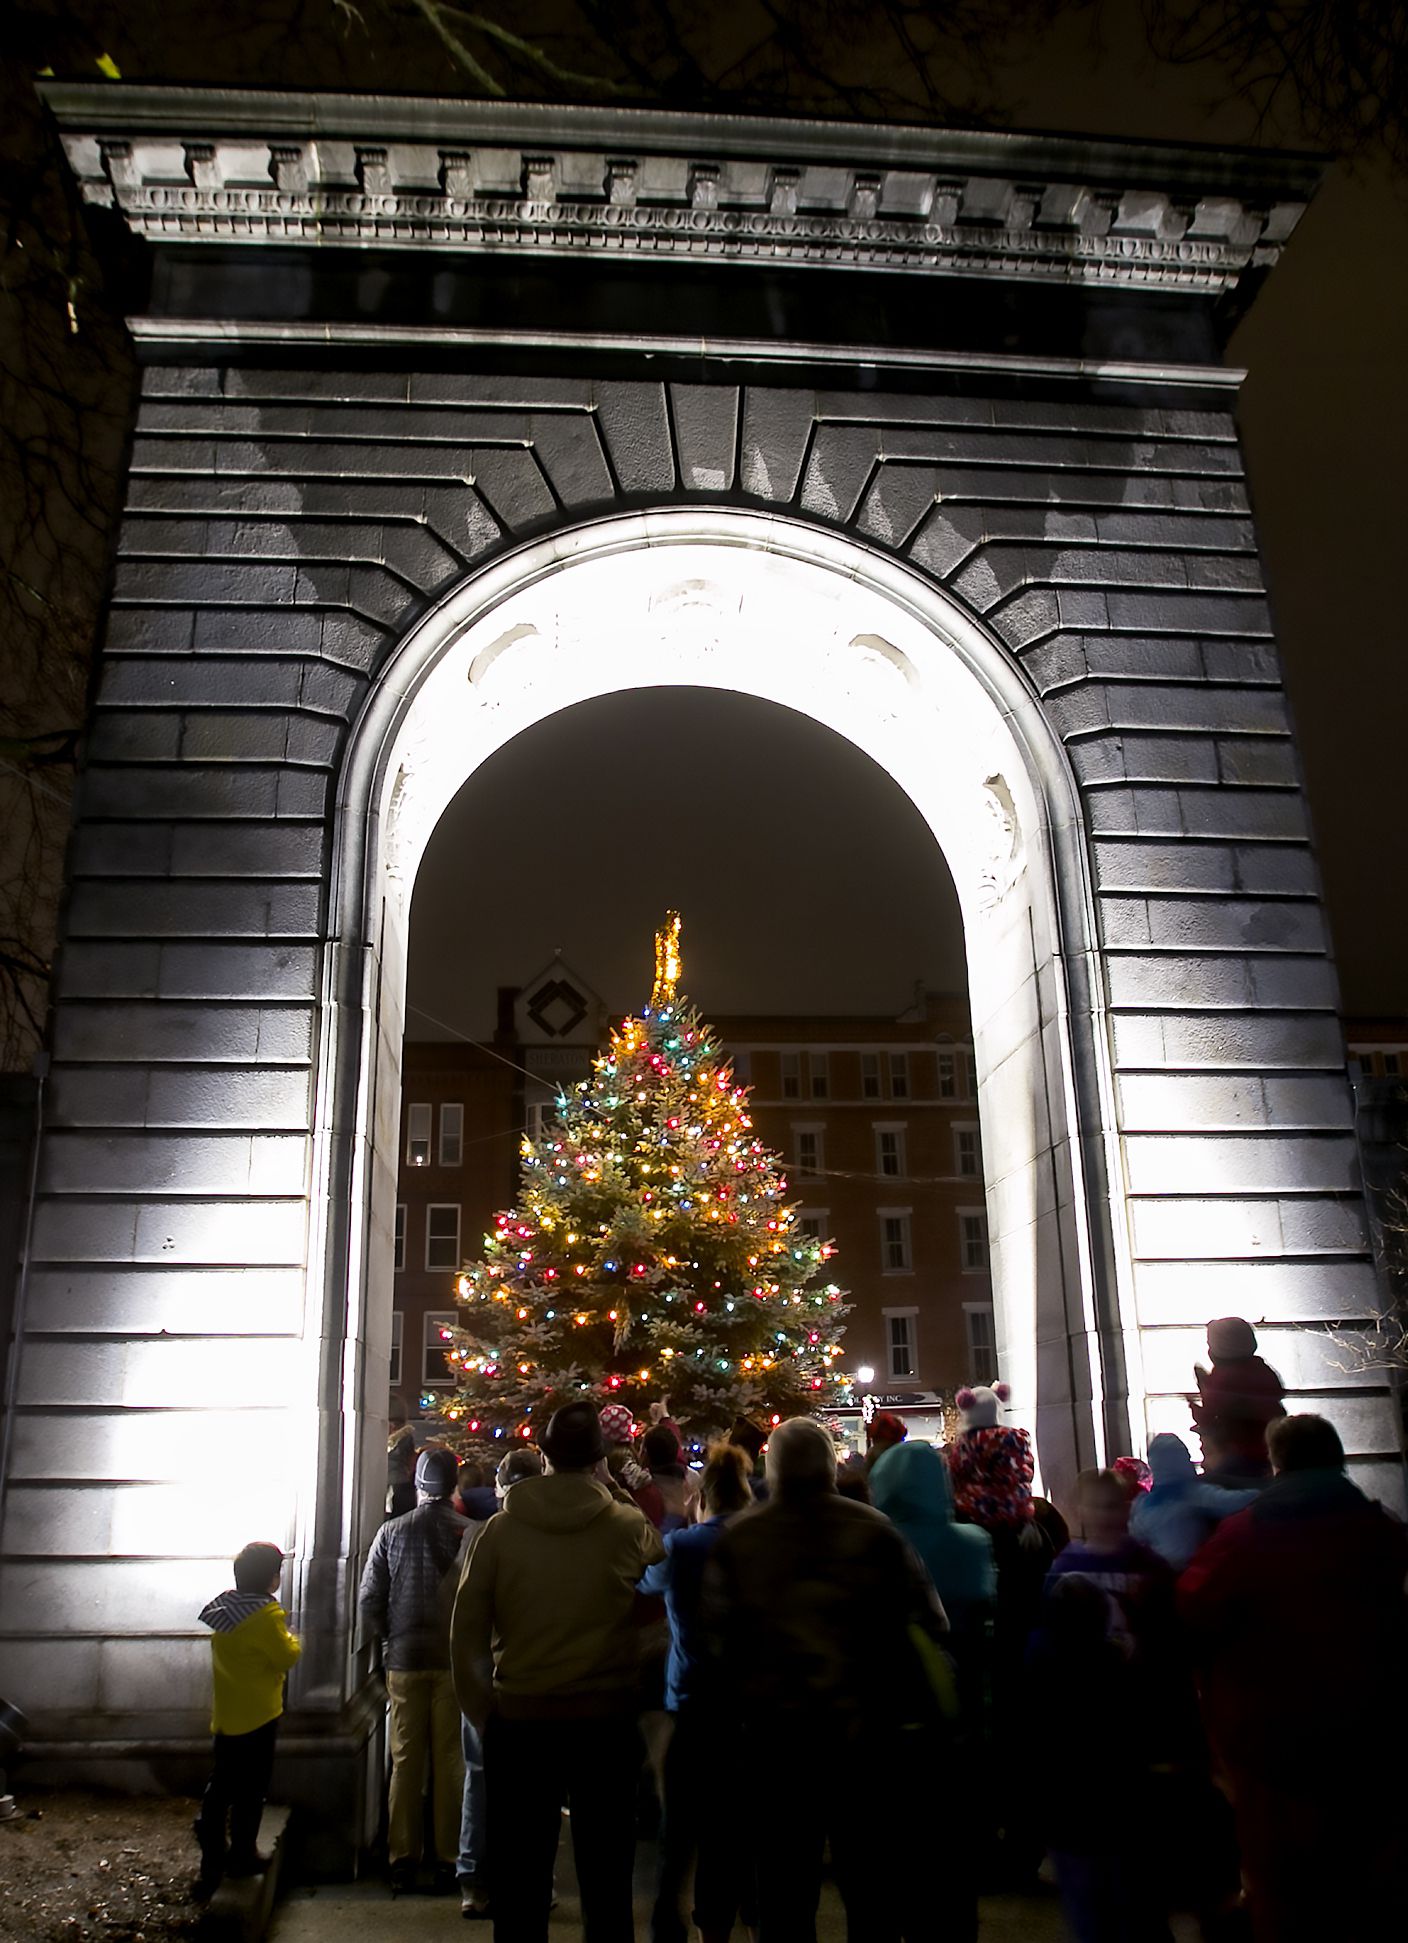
[192,1317,1408,1942]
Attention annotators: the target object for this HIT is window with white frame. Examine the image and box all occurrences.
[959,1209,990,1274]
[1386,1052,1402,1076]
[884,1308,918,1379]
[425,1203,461,1272]
[781,1053,801,1099]
[798,1210,829,1243]
[810,1052,830,1099]
[937,1050,957,1099]
[889,1051,910,1099]
[875,1125,906,1178]
[962,1050,978,1099]
[525,1098,555,1144]
[405,1101,432,1167]
[731,1050,751,1084]
[861,1052,881,1099]
[389,1310,403,1388]
[795,1127,824,1180]
[954,1124,981,1178]
[439,1102,464,1167]
[963,1302,996,1383]
[393,1203,406,1274]
[422,1311,458,1387]
[879,1210,913,1273]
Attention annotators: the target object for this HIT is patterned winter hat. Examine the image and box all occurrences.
[955,1381,1010,1430]
[598,1402,636,1445]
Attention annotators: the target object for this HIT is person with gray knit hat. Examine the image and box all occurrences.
[359,1442,468,1895]
[452,1401,664,1942]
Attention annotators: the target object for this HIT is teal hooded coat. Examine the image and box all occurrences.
[870,1440,997,1631]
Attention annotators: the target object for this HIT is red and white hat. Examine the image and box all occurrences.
[598,1402,636,1445]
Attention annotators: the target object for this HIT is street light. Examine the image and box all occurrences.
[856,1365,874,1385]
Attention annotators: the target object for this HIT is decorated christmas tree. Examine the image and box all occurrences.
[444,914,851,1442]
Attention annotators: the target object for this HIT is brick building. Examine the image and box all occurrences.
[394,958,991,1416]
[717,997,994,1400]
[390,1039,517,1419]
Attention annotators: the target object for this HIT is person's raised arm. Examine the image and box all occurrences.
[266,1604,302,1671]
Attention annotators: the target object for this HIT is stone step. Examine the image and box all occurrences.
[200,1804,292,1943]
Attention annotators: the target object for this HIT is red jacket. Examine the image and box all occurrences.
[1190,1355,1284,1463]
[1179,1469,1408,1775]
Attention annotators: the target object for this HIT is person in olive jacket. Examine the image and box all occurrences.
[452,1400,664,1943]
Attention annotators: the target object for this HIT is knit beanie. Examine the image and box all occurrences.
[956,1381,1009,1430]
[1207,1316,1257,1361]
[598,1402,636,1446]
[496,1446,545,1492]
[868,1411,908,1450]
[542,1401,607,1470]
[415,1447,458,1498]
[1147,1432,1196,1486]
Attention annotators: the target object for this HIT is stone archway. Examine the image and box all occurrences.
[318,508,1135,1616]
[5,84,1398,1861]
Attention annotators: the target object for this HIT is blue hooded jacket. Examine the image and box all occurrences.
[1129,1432,1259,1572]
[870,1440,996,1630]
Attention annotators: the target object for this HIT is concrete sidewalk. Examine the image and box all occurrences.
[271,1880,1072,1940]
[271,1870,1097,1940]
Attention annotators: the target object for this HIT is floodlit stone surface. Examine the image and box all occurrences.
[2,92,1397,1843]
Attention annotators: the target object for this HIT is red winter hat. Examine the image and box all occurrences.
[598,1402,636,1445]
[869,1411,908,1449]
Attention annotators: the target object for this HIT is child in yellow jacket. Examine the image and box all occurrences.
[194,1542,301,1895]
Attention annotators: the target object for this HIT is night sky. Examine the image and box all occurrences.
[407,689,968,1037]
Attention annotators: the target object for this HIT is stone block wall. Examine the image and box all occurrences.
[1,358,1397,1742]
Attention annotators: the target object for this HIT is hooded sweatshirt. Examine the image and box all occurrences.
[451,1470,665,1722]
[198,1591,301,1737]
[870,1439,996,1631]
[1129,1435,1258,1571]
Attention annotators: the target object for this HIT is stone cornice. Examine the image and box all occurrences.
[45,84,1319,297]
